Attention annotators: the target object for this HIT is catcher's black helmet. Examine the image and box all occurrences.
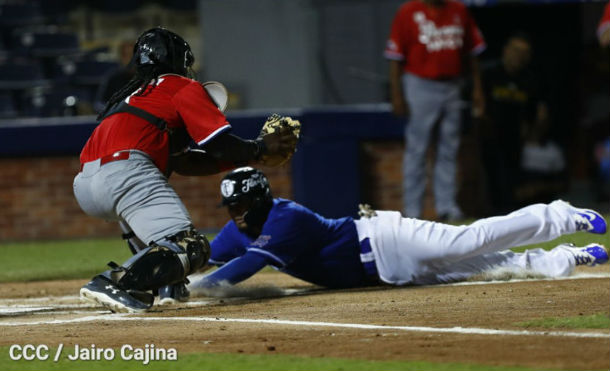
[220,167,271,206]
[133,27,194,76]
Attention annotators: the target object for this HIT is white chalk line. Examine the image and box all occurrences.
[0,295,81,302]
[1,273,608,340]
[450,271,610,286]
[0,272,607,317]
[1,272,606,307]
[0,309,108,316]
[0,314,608,339]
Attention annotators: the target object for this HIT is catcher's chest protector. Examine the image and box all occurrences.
[99,101,191,161]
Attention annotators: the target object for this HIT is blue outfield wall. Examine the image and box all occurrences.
[0,105,404,219]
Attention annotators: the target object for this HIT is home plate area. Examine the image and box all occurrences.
[1,269,608,370]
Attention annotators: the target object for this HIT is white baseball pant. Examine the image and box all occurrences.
[354,200,583,285]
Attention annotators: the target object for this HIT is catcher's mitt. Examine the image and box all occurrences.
[257,114,301,167]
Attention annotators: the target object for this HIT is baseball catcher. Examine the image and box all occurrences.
[74,27,299,313]
[191,167,607,290]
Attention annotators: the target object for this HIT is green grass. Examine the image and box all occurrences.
[0,238,131,282]
[1,229,606,371]
[0,349,552,371]
[516,313,610,329]
[510,231,609,253]
[0,234,219,282]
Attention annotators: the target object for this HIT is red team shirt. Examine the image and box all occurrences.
[80,74,230,173]
[384,0,485,80]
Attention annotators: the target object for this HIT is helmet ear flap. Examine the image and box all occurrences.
[243,194,272,228]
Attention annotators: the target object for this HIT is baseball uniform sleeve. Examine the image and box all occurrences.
[246,207,313,268]
[195,251,269,287]
[209,221,248,266]
[384,4,409,61]
[172,81,231,146]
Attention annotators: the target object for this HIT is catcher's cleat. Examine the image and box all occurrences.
[572,208,607,234]
[562,243,609,266]
[80,275,153,313]
[158,282,190,305]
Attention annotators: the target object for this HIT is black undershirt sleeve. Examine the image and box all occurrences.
[202,132,265,163]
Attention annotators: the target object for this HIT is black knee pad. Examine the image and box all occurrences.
[166,229,210,274]
[107,244,187,292]
[106,229,210,292]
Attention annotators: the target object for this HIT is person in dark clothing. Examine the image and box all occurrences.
[95,40,137,112]
[478,32,551,214]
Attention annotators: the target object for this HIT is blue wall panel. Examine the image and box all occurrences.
[0,106,404,218]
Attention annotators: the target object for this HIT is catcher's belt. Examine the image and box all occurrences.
[79,150,131,172]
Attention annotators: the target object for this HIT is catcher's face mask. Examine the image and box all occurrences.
[134,26,194,76]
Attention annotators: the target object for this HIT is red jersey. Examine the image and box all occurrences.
[384,0,485,80]
[80,74,230,173]
[598,2,610,39]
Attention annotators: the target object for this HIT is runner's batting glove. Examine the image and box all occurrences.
[358,204,377,218]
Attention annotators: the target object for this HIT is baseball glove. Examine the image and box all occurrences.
[257,114,301,167]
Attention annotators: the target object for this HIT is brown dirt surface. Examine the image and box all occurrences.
[1,266,609,370]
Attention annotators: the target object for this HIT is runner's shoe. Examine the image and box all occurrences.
[562,243,609,266]
[573,208,607,234]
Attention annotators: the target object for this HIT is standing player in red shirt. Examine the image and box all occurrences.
[385,0,485,221]
[74,27,297,313]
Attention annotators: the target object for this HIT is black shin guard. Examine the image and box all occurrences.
[106,229,210,292]
[108,244,188,292]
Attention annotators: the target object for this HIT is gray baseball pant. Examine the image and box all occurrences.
[402,73,462,218]
[73,151,193,245]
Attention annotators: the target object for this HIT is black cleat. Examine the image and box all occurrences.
[80,275,153,313]
[158,282,190,305]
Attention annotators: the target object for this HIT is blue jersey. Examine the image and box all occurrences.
[207,198,370,288]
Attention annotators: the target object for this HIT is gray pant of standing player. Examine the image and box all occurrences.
[402,73,463,219]
[73,150,192,245]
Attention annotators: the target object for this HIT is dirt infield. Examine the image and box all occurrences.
[1,267,609,370]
